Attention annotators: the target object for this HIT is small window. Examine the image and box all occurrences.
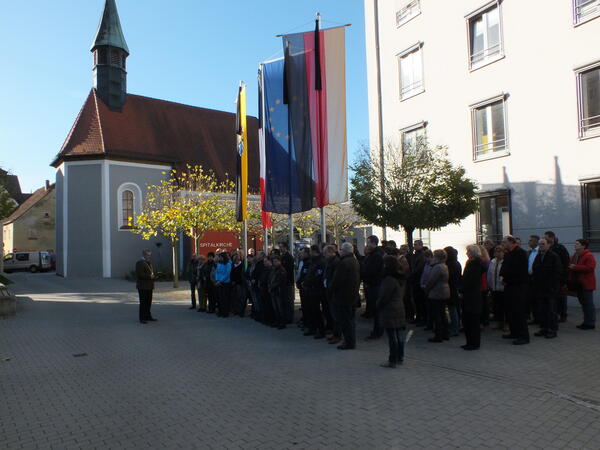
[576,62,600,139]
[110,49,121,67]
[401,122,427,153]
[122,54,127,70]
[477,191,511,244]
[16,253,30,262]
[97,48,108,65]
[574,0,600,24]
[121,190,134,229]
[467,2,504,70]
[396,0,421,27]
[471,95,508,160]
[582,181,600,250]
[398,44,424,100]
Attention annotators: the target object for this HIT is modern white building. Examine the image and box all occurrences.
[364,0,600,259]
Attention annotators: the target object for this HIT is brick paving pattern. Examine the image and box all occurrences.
[1,272,600,449]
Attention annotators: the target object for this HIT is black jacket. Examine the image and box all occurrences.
[446,258,462,306]
[549,242,570,284]
[303,256,326,295]
[281,252,295,285]
[331,254,361,306]
[324,254,340,298]
[230,262,244,285]
[361,246,384,286]
[500,246,529,286]
[410,249,426,283]
[532,250,562,297]
[268,265,287,296]
[460,257,484,314]
[296,258,311,290]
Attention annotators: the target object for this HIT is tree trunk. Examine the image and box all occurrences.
[171,241,179,288]
[405,227,415,252]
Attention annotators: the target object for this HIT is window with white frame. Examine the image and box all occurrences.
[467,1,503,69]
[574,0,600,24]
[576,62,600,138]
[582,180,600,250]
[471,95,508,160]
[396,0,421,27]
[477,190,511,245]
[398,44,424,100]
[117,182,142,230]
[401,122,427,153]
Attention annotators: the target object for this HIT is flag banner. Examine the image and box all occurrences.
[260,58,314,214]
[257,68,272,229]
[282,25,348,208]
[235,82,248,222]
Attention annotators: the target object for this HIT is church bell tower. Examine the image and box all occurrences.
[91,0,129,111]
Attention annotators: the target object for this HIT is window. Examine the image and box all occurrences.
[121,190,134,228]
[471,95,508,160]
[576,62,600,139]
[16,253,30,262]
[401,122,427,153]
[110,49,122,67]
[398,43,424,100]
[582,181,600,250]
[97,48,108,65]
[3,254,13,262]
[396,0,421,27]
[574,0,600,24]
[117,182,142,231]
[467,1,503,70]
[477,191,511,244]
[415,229,431,248]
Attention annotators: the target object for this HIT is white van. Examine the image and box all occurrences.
[3,252,52,273]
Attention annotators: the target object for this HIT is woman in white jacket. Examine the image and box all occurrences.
[487,245,506,330]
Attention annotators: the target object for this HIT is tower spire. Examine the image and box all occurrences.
[91,0,129,111]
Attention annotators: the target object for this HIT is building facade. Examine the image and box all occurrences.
[364,0,600,259]
[2,183,55,254]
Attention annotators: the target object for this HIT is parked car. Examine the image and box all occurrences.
[2,251,52,273]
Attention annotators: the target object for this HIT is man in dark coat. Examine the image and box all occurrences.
[187,254,199,309]
[410,240,428,325]
[330,243,361,350]
[323,245,341,343]
[544,231,570,322]
[201,252,216,313]
[500,235,530,345]
[136,249,156,324]
[268,255,288,329]
[362,235,385,339]
[531,238,562,338]
[460,246,485,350]
[302,245,327,338]
[279,242,296,324]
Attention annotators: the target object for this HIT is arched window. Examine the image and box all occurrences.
[117,182,142,231]
[121,190,134,228]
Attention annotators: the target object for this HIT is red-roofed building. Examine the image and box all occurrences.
[52,0,258,278]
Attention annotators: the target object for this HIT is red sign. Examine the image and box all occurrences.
[196,231,240,256]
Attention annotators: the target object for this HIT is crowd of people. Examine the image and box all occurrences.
[137,231,597,369]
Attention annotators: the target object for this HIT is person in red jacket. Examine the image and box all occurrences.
[568,238,596,330]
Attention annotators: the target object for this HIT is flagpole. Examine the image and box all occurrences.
[243,219,248,262]
[288,214,294,256]
[320,207,326,245]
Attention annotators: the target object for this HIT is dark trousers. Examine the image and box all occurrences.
[217,283,231,317]
[463,312,481,348]
[365,284,380,319]
[197,283,208,310]
[557,294,568,318]
[492,291,506,323]
[299,288,309,323]
[231,283,246,317]
[285,284,295,323]
[328,295,342,338]
[403,287,416,322]
[539,295,558,332]
[271,292,286,326]
[413,285,427,324]
[189,282,197,308]
[261,290,274,324]
[426,297,434,329]
[207,284,217,312]
[506,284,530,341]
[366,284,383,337]
[138,289,153,321]
[321,295,334,332]
[481,291,490,325]
[306,292,325,333]
[432,299,449,339]
[335,303,356,348]
[385,328,405,365]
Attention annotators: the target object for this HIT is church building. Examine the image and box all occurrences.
[52,0,258,278]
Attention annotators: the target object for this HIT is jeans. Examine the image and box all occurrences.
[328,297,342,338]
[385,328,405,365]
[578,289,596,326]
[335,303,356,348]
[448,304,460,336]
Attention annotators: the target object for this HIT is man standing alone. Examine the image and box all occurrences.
[136,249,156,324]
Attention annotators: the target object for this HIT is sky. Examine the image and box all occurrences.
[0,0,369,193]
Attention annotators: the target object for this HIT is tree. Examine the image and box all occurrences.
[0,172,17,220]
[350,140,479,248]
[321,203,366,247]
[135,165,236,287]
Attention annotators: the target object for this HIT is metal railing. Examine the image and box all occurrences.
[581,114,600,136]
[576,0,600,21]
[470,42,502,66]
[396,1,420,27]
[475,137,507,158]
[400,79,424,98]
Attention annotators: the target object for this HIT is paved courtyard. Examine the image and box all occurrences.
[1,272,600,449]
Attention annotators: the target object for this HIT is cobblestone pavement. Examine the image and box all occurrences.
[1,272,600,449]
